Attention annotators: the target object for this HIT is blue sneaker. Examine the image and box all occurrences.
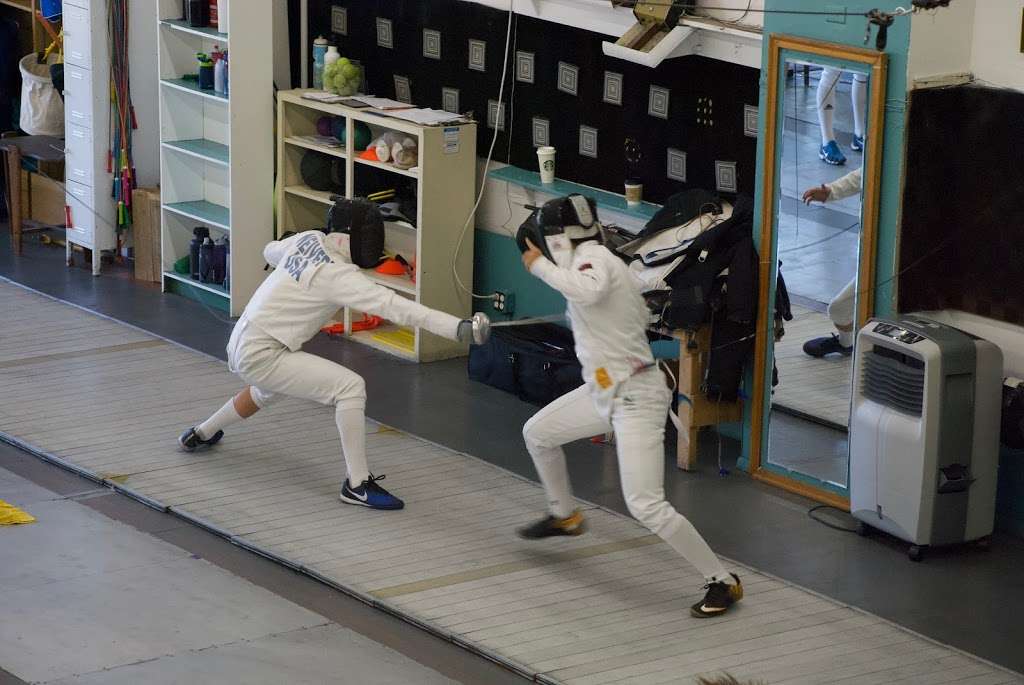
[340,474,404,510]
[851,134,865,152]
[819,140,846,166]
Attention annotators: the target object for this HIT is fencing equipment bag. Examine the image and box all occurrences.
[468,323,583,406]
[327,197,385,269]
[515,194,603,269]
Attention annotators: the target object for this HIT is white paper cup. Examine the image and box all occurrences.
[537,146,556,184]
[625,180,643,207]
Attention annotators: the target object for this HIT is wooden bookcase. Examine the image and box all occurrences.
[275,90,477,362]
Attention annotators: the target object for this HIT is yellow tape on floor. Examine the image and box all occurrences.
[0,499,36,525]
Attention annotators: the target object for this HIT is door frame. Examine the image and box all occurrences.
[748,34,889,509]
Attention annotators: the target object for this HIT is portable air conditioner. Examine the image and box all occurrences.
[849,317,1002,561]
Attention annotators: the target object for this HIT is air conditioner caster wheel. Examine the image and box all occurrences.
[908,544,926,562]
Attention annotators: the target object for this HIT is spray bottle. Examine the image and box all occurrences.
[213,46,227,95]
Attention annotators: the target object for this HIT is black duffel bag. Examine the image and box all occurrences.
[468,323,583,406]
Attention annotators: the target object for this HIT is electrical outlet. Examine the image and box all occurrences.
[493,290,515,315]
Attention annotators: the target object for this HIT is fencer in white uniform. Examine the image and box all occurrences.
[817,67,868,166]
[515,195,743,618]
[801,167,862,357]
[178,228,486,510]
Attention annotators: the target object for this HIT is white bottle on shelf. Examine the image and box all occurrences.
[217,0,228,33]
[323,45,339,91]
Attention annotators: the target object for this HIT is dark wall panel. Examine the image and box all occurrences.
[307,1,760,205]
[899,85,1024,325]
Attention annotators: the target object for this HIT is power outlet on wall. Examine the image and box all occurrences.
[493,290,515,315]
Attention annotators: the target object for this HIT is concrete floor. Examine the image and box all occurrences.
[0,442,525,685]
[3,231,1024,675]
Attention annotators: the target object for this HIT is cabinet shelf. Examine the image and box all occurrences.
[163,271,230,297]
[284,136,347,160]
[162,139,230,166]
[161,78,229,102]
[160,19,229,42]
[354,155,419,179]
[364,270,416,296]
[164,200,231,230]
[284,184,337,206]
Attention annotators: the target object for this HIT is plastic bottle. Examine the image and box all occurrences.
[208,0,218,28]
[212,238,227,284]
[223,238,231,290]
[216,0,228,34]
[189,226,210,280]
[312,36,328,89]
[199,237,215,283]
[188,0,206,27]
[221,52,228,96]
[213,48,227,95]
[323,45,340,91]
[197,53,214,90]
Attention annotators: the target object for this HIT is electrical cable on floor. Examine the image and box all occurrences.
[808,504,860,533]
[451,0,515,301]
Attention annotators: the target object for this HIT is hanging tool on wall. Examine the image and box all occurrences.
[109,0,137,242]
[865,9,898,50]
[609,0,694,52]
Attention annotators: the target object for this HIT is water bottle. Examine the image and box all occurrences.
[199,237,215,283]
[216,0,228,33]
[313,36,328,89]
[324,45,339,91]
[189,226,209,280]
[212,238,227,284]
[214,50,227,95]
[223,238,231,290]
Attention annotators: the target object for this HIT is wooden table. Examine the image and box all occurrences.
[1,134,65,254]
[666,326,744,471]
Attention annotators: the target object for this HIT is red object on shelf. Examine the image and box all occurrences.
[321,314,384,337]
[208,1,218,27]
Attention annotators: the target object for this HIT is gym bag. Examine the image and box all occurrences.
[468,323,584,406]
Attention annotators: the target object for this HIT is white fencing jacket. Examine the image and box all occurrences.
[530,241,655,416]
[827,167,862,202]
[240,231,461,351]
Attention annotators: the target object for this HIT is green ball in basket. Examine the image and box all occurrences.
[324,58,362,96]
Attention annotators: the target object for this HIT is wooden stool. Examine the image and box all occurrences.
[673,327,744,471]
[1,134,65,254]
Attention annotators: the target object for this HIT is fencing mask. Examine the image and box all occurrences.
[327,197,385,268]
[515,194,603,269]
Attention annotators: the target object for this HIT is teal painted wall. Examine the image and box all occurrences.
[738,1,911,472]
[473,229,566,319]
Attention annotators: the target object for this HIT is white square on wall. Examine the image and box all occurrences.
[488,99,506,131]
[667,148,687,182]
[532,117,550,147]
[516,51,535,83]
[331,6,347,35]
[442,87,460,114]
[715,160,738,193]
[603,71,623,106]
[394,75,412,104]
[558,62,579,96]
[376,17,393,49]
[648,85,670,119]
[423,29,441,60]
[744,104,759,137]
[579,125,598,158]
[468,39,486,72]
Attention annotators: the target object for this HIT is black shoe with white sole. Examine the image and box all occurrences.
[802,334,853,358]
[340,474,404,510]
[178,427,223,452]
[691,573,743,618]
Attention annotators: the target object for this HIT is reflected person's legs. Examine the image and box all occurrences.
[803,277,856,358]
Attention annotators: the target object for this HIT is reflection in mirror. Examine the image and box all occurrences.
[765,61,869,490]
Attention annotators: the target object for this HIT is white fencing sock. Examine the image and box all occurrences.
[664,518,732,584]
[197,399,244,440]
[528,444,576,519]
[852,74,868,138]
[336,406,370,486]
[837,328,855,348]
[817,67,842,144]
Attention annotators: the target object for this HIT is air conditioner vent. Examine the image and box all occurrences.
[862,345,925,415]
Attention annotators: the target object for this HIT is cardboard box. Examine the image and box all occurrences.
[18,162,65,226]
[132,187,162,283]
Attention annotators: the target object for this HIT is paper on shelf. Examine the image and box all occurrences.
[353,97,415,111]
[383,108,468,126]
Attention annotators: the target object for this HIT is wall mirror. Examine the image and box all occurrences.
[749,35,888,506]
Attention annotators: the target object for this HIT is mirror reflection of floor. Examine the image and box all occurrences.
[768,409,849,488]
[772,303,853,429]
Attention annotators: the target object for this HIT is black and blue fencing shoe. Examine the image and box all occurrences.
[178,427,223,452]
[802,334,853,358]
[340,474,404,510]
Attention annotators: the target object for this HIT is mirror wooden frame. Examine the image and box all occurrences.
[748,35,888,509]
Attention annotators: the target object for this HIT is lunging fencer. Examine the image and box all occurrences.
[177,201,489,510]
[515,195,743,618]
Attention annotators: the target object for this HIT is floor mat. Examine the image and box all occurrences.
[1,281,1020,685]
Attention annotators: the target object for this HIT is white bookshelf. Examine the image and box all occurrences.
[276,90,477,362]
[156,0,273,316]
